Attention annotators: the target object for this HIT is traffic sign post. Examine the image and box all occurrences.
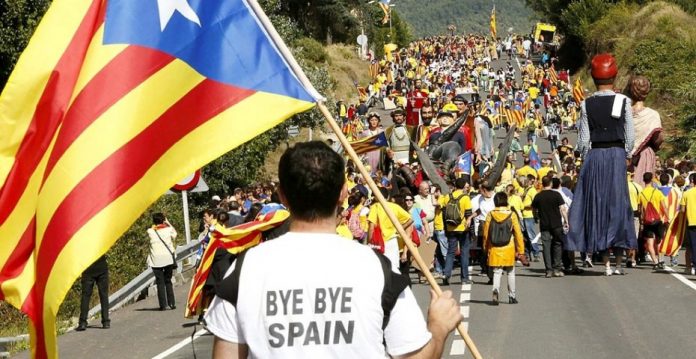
[171,170,206,246]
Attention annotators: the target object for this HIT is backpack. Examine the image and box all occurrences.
[347,208,365,240]
[641,190,661,225]
[444,193,466,226]
[488,213,513,247]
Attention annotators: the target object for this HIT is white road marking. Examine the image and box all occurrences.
[460,292,471,303]
[152,329,207,359]
[461,284,472,291]
[450,339,467,355]
[664,267,696,291]
[460,306,470,318]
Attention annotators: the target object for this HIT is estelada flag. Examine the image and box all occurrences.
[0,0,321,358]
[350,132,388,155]
[660,210,686,256]
[455,151,474,175]
[573,77,586,104]
[185,209,289,318]
[529,147,542,170]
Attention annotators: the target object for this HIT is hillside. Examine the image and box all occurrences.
[396,0,535,37]
[575,1,696,156]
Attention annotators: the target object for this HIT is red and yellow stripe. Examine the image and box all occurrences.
[0,1,314,358]
[573,78,585,104]
[660,211,686,256]
[185,210,289,318]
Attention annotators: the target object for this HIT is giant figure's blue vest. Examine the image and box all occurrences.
[586,95,626,144]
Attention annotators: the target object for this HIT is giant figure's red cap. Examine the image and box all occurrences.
[591,53,618,79]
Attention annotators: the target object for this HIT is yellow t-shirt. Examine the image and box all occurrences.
[628,180,643,212]
[517,166,538,180]
[639,186,666,218]
[528,86,540,99]
[368,202,412,241]
[537,166,552,179]
[680,187,696,226]
[336,224,353,240]
[521,187,538,219]
[438,189,472,232]
[433,204,444,231]
[508,194,524,218]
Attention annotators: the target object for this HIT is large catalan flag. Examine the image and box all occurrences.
[0,0,321,358]
[185,209,289,318]
[350,132,388,155]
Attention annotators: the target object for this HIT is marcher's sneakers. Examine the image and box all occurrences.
[613,268,625,275]
[76,323,87,332]
[492,289,499,306]
[605,268,613,276]
[566,266,584,275]
[169,305,176,310]
[545,271,552,278]
[462,279,473,285]
[102,322,110,329]
[509,296,518,304]
[442,277,450,286]
[533,255,540,262]
[658,262,666,270]
[691,268,696,276]
[552,270,565,277]
[584,258,594,268]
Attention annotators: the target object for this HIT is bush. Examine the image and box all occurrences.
[294,37,330,64]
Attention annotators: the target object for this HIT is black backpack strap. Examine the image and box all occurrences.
[215,249,249,308]
[373,249,410,330]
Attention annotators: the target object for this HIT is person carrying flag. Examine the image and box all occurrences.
[205,142,462,358]
[681,173,696,275]
[566,54,637,274]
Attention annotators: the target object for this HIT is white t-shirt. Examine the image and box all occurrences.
[471,194,495,236]
[205,232,431,358]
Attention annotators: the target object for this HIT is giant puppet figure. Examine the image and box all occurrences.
[566,54,637,275]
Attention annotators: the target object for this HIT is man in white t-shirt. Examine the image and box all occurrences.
[205,141,462,358]
[471,182,496,282]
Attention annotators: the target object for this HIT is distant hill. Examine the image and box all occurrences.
[395,0,535,38]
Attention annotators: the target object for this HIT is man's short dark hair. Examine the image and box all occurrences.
[455,177,468,189]
[561,175,573,188]
[690,173,696,184]
[278,141,345,221]
[493,192,508,207]
[542,176,552,188]
[152,212,165,225]
[643,172,653,184]
[551,177,561,189]
[659,173,670,186]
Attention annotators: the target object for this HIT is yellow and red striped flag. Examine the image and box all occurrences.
[573,77,586,104]
[502,108,525,127]
[0,1,321,357]
[490,6,497,39]
[185,210,289,318]
[660,210,686,256]
[549,67,559,83]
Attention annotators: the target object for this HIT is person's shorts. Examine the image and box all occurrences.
[642,222,664,240]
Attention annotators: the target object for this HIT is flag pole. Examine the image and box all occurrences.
[248,0,482,356]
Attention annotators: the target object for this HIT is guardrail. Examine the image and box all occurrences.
[0,240,201,351]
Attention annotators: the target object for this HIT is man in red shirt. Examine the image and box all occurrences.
[406,79,428,127]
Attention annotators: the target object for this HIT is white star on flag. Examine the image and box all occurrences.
[157,0,201,31]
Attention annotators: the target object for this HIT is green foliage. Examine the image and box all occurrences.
[398,0,535,37]
[294,37,331,64]
[365,10,413,57]
[0,0,51,86]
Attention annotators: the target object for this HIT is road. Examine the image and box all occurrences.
[14,58,696,359]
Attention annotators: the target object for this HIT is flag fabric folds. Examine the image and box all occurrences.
[502,107,525,127]
[455,151,474,175]
[549,67,559,83]
[185,210,290,318]
[529,147,542,170]
[0,0,321,357]
[350,132,388,155]
[490,6,497,39]
[573,78,585,104]
[660,210,685,256]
